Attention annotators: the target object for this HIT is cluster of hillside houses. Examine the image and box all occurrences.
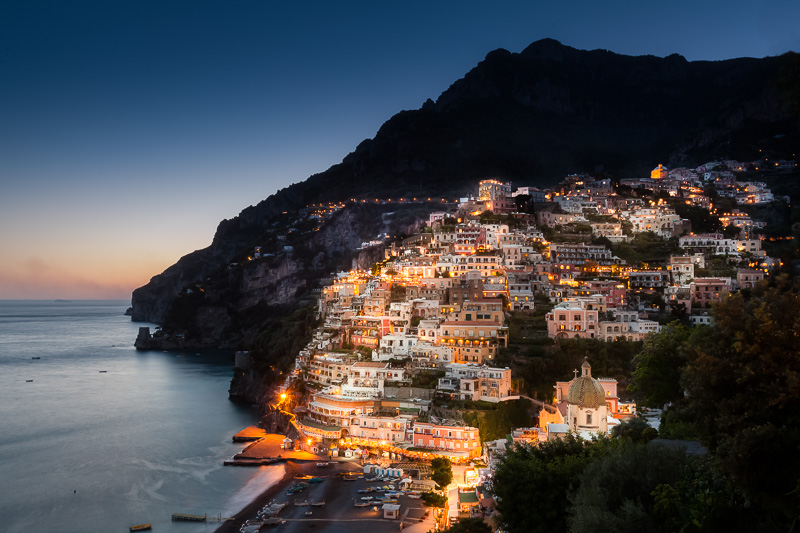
[257,161,785,463]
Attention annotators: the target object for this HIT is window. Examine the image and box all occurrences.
[586,412,592,425]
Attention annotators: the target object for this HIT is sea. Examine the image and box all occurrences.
[0,300,284,533]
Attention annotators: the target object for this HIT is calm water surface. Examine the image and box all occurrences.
[0,300,283,533]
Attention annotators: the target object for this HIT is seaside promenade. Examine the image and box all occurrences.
[218,430,436,533]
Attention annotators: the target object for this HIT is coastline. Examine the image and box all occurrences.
[215,460,358,533]
[215,460,304,533]
[214,455,436,533]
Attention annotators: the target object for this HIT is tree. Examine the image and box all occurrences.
[431,457,453,488]
[442,517,492,533]
[420,491,448,508]
[610,416,658,443]
[568,443,688,533]
[629,322,692,408]
[492,434,616,533]
[662,276,800,528]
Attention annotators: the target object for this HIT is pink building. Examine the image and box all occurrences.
[545,296,604,339]
[412,422,480,455]
[690,278,732,308]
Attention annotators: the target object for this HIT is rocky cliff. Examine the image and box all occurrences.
[132,202,433,352]
[130,39,799,398]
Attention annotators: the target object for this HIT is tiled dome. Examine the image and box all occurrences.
[566,359,606,408]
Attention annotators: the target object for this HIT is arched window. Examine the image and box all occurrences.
[586,411,593,425]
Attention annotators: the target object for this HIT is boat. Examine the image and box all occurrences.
[129,525,152,532]
[354,501,371,507]
[99,370,107,373]
[310,499,325,507]
[260,501,287,516]
[316,462,329,467]
[408,494,421,499]
[343,474,358,481]
[26,380,33,383]
[294,499,309,506]
[31,357,41,360]
[308,477,324,483]
[262,516,283,526]
[304,511,313,516]
[286,482,309,494]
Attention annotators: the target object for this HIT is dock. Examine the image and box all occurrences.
[232,426,267,442]
[172,513,207,522]
[225,433,319,466]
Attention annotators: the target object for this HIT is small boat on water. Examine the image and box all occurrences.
[99,370,107,373]
[32,357,41,360]
[129,525,152,532]
[354,501,371,507]
[262,516,283,526]
[26,380,33,383]
[316,462,329,467]
[294,499,309,506]
[308,477,324,483]
[304,511,313,516]
[310,499,325,507]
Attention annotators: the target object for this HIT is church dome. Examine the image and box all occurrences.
[567,359,606,408]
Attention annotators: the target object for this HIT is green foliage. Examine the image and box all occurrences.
[610,232,681,264]
[356,346,373,359]
[249,305,319,380]
[631,276,800,529]
[462,398,536,442]
[650,454,768,532]
[629,322,692,407]
[442,517,492,533]
[610,415,658,443]
[411,370,444,389]
[430,457,453,489]
[493,434,617,533]
[656,405,699,440]
[567,443,688,533]
[420,491,448,508]
[673,202,722,234]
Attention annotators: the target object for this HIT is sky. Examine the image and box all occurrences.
[1,0,798,300]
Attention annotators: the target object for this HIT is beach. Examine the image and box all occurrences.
[216,437,435,533]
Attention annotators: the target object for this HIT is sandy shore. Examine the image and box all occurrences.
[215,457,435,533]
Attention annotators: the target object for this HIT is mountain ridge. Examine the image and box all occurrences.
[130,38,799,333]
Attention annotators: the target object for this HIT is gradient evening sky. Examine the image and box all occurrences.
[1,1,798,300]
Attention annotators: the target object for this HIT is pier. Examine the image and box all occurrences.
[225,433,319,466]
[172,512,207,522]
[233,426,268,442]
